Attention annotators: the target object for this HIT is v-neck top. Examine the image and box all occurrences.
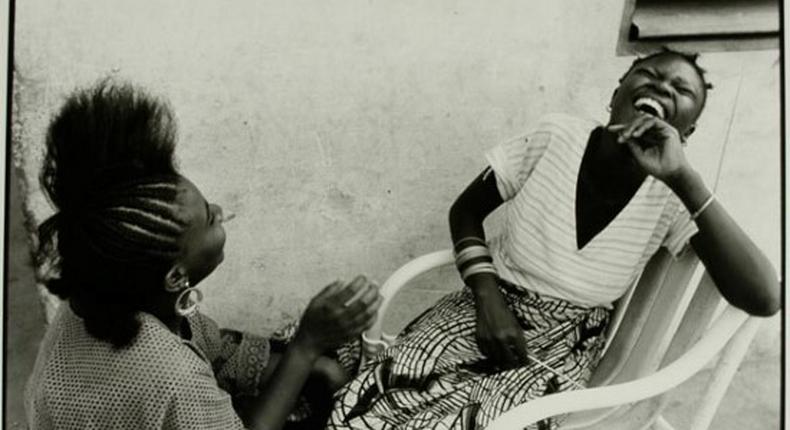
[485,113,697,308]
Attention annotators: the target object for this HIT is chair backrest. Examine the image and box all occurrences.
[588,247,713,387]
[543,251,734,430]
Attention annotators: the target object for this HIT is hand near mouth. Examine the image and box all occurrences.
[607,114,691,185]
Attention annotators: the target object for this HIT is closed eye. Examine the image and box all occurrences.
[674,83,697,99]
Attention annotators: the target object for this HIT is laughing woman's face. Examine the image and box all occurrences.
[609,53,707,139]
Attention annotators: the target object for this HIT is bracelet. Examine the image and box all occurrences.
[457,255,494,272]
[454,236,487,250]
[690,194,715,221]
[455,245,491,267]
[461,262,498,282]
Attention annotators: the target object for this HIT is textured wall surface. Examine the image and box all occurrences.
[12,0,780,363]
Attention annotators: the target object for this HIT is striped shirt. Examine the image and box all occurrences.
[485,113,697,308]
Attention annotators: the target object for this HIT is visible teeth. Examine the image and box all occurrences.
[634,97,666,120]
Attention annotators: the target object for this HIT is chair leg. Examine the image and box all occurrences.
[688,318,761,430]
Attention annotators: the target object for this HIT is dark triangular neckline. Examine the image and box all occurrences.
[574,127,647,251]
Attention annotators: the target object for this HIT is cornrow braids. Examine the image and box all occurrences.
[83,178,187,264]
[37,79,187,348]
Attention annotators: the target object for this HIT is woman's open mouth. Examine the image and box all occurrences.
[633,97,666,120]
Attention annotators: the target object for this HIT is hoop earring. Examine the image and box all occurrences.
[174,280,203,317]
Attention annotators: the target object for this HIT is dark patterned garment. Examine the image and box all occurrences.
[327,280,610,430]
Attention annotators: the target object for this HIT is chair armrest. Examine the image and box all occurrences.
[361,250,455,357]
[486,306,752,430]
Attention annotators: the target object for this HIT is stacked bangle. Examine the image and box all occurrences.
[453,236,487,252]
[454,237,498,282]
[460,262,498,281]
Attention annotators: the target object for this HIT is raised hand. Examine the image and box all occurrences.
[294,275,382,355]
[608,113,691,184]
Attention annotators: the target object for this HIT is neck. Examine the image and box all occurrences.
[139,294,185,336]
[68,287,185,338]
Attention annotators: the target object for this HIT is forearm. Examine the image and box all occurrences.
[667,168,780,316]
[450,203,502,297]
[247,338,320,430]
[449,169,505,298]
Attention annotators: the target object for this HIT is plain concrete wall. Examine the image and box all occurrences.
[12,1,780,359]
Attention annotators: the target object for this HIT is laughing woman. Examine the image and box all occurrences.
[327,49,779,429]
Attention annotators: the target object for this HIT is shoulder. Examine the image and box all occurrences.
[134,313,214,376]
[48,312,215,387]
[529,112,601,152]
[530,113,600,148]
[26,310,220,427]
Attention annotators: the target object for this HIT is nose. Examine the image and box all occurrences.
[209,203,222,218]
[212,204,236,224]
[649,79,673,97]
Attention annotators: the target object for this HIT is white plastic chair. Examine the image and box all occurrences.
[360,248,762,430]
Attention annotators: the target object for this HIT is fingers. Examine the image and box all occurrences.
[607,113,653,139]
[478,328,529,369]
[510,336,530,366]
[346,282,380,313]
[626,140,644,156]
[616,114,652,143]
[347,293,383,331]
[606,124,626,132]
[314,280,344,301]
[609,114,681,150]
[335,275,368,306]
[493,340,518,368]
[477,336,493,361]
[343,276,377,308]
[301,276,382,351]
[331,275,382,333]
[495,336,528,369]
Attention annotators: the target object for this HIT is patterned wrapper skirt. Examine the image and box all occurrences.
[326,280,610,430]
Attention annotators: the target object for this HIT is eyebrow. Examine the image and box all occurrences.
[639,66,700,98]
[204,201,211,225]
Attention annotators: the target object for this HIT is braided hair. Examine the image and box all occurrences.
[37,80,189,348]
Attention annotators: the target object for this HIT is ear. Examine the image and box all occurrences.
[164,265,190,293]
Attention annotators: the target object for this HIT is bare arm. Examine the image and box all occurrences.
[668,169,780,316]
[450,169,531,367]
[246,336,321,429]
[614,116,780,317]
[449,169,504,253]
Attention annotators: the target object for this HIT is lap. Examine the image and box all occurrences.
[329,281,611,430]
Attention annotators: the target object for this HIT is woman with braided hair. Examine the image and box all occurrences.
[25,80,382,430]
